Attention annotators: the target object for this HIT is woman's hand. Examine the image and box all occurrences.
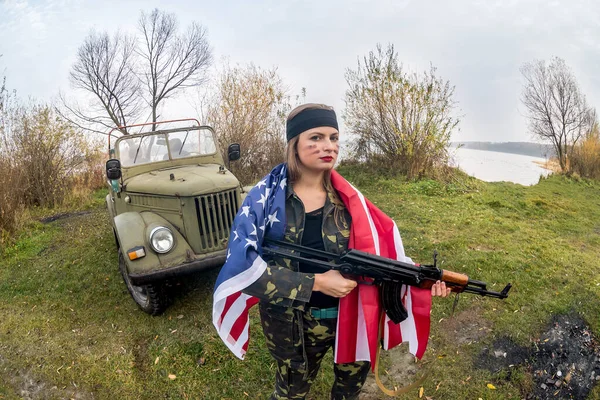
[431,280,452,297]
[313,270,357,298]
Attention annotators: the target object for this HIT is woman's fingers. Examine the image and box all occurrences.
[315,270,358,298]
[431,281,451,297]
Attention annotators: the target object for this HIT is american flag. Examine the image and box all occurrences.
[212,163,432,367]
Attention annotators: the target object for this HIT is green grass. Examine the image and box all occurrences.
[1,173,600,399]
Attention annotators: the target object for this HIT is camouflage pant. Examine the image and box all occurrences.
[258,302,370,400]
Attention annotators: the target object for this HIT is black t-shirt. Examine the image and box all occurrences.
[299,207,339,309]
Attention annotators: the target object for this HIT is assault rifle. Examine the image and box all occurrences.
[262,239,511,323]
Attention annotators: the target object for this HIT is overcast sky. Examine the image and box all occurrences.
[1,0,599,142]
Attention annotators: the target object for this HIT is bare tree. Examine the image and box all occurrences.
[520,57,595,172]
[138,9,212,130]
[67,31,142,134]
[64,9,212,135]
[344,44,459,179]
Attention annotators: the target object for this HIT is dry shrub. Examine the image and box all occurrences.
[0,156,26,245]
[0,98,104,245]
[0,77,24,243]
[8,104,98,207]
[571,123,600,180]
[205,63,301,185]
[344,44,460,179]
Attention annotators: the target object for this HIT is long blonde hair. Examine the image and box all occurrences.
[285,103,346,218]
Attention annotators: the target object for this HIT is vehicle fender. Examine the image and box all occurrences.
[105,194,116,220]
[114,211,194,275]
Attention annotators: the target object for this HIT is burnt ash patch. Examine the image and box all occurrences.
[40,211,91,224]
[529,314,600,399]
[475,337,530,373]
[476,314,600,399]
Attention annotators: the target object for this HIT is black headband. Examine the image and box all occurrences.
[286,108,338,142]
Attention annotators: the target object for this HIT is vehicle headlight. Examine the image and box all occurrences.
[149,227,174,254]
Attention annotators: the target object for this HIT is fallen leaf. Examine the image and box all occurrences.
[155,357,160,365]
[419,386,424,398]
[487,383,496,390]
[168,374,176,380]
[436,381,442,391]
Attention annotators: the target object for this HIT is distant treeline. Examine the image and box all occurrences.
[450,142,554,158]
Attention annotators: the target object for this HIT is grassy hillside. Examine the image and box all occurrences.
[1,171,599,399]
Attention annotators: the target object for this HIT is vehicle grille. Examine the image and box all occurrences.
[195,189,240,252]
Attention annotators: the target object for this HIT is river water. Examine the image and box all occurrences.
[450,147,552,186]
[338,143,552,186]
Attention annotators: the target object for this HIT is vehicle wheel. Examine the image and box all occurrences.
[118,251,169,315]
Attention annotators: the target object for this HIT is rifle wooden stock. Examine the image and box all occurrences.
[418,269,470,291]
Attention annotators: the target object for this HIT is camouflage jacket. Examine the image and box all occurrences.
[243,179,352,310]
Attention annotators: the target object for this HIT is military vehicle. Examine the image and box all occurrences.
[105,119,243,315]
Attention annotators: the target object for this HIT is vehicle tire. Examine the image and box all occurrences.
[118,251,169,315]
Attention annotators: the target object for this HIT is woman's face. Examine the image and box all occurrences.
[296,126,340,173]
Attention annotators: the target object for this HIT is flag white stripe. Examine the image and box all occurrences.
[213,256,267,326]
[220,293,251,343]
[383,314,390,350]
[355,288,371,361]
[348,181,380,255]
[399,288,419,355]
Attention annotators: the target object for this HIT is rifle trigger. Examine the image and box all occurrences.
[451,292,460,317]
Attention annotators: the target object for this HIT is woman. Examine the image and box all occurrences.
[213,103,450,400]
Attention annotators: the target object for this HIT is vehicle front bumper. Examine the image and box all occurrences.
[128,250,226,285]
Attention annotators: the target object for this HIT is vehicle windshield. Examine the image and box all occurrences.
[116,128,217,167]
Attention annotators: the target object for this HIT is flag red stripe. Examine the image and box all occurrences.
[335,288,359,363]
[228,296,259,344]
[411,288,431,358]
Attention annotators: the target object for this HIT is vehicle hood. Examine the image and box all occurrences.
[124,164,240,196]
